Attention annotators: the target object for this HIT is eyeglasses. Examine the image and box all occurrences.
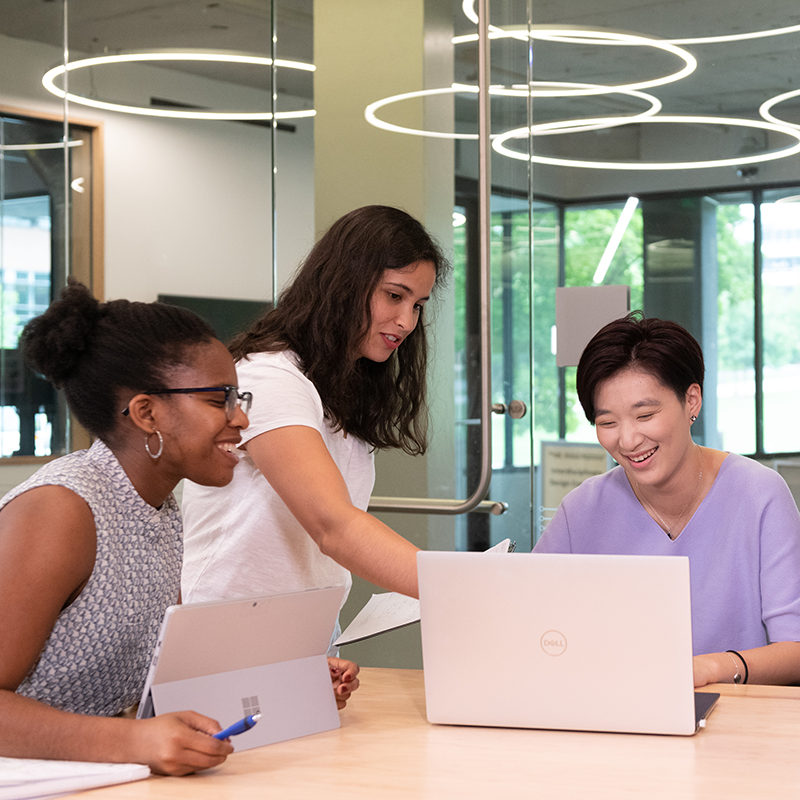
[122,385,252,420]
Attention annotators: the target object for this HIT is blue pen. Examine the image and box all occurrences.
[213,713,261,740]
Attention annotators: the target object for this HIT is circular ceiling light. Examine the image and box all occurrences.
[366,83,661,138]
[492,116,800,170]
[460,0,800,46]
[759,89,800,130]
[42,51,316,121]
[664,24,800,45]
[450,27,697,95]
[366,85,478,139]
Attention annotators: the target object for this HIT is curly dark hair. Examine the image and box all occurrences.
[576,311,705,424]
[229,205,450,455]
[21,279,217,441]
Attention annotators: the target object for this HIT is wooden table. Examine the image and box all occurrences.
[75,668,800,799]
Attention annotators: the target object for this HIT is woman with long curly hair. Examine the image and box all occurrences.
[181,206,449,647]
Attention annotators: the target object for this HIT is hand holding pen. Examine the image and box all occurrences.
[213,713,261,740]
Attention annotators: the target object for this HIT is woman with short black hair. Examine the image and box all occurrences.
[536,312,800,687]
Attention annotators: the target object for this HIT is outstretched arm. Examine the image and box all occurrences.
[247,426,420,597]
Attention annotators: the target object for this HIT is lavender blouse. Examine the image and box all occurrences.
[534,453,800,655]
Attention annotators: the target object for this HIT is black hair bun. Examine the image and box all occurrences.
[21,279,105,387]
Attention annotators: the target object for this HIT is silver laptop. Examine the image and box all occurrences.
[418,551,718,736]
[137,585,345,751]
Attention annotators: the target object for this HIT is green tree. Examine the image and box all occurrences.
[716,204,754,372]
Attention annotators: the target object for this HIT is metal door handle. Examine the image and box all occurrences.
[492,400,527,419]
[367,0,498,517]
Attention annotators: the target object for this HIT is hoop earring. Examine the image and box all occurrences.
[145,430,164,460]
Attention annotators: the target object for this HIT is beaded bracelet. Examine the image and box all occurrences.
[726,649,749,684]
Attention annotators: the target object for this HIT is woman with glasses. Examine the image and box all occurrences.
[181,206,449,645]
[0,281,357,774]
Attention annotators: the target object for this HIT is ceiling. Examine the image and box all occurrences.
[0,0,314,98]
[2,1,800,135]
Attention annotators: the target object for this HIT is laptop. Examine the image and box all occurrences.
[136,585,346,751]
[417,551,718,736]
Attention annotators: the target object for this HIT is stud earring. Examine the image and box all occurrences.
[145,429,164,459]
[691,415,697,423]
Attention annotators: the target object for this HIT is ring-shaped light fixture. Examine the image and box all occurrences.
[452,27,696,96]
[42,51,316,120]
[366,86,478,139]
[759,89,800,130]
[0,140,83,151]
[661,24,800,45]
[492,116,800,170]
[460,0,800,46]
[524,102,667,137]
[365,82,661,139]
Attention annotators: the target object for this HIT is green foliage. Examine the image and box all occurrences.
[561,205,644,433]
[716,204,754,371]
[452,194,800,464]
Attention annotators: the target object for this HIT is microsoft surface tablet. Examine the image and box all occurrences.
[137,585,345,751]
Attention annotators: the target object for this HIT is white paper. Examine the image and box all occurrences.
[0,758,149,800]
[334,592,420,646]
[334,539,512,646]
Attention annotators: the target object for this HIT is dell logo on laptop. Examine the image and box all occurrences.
[541,630,567,656]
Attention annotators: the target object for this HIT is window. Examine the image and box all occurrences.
[761,191,800,455]
[551,187,800,459]
[0,109,101,459]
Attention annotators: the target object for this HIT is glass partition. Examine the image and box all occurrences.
[0,112,65,457]
[4,0,800,578]
[761,188,800,454]
[0,0,103,459]
[521,1,800,541]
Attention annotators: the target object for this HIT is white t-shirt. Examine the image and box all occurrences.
[181,350,375,614]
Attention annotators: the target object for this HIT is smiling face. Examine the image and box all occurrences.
[593,367,702,493]
[154,339,249,488]
[358,260,437,363]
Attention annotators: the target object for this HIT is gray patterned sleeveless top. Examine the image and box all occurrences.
[2,439,182,716]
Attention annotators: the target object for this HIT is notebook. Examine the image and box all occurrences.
[137,585,346,751]
[417,551,718,736]
[0,758,148,800]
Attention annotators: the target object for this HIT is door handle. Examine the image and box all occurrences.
[491,400,527,419]
[368,0,500,517]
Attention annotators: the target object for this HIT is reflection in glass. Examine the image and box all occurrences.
[762,192,800,453]
[0,114,68,457]
[563,201,644,444]
[714,197,755,455]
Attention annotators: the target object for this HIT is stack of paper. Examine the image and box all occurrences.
[0,757,149,800]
